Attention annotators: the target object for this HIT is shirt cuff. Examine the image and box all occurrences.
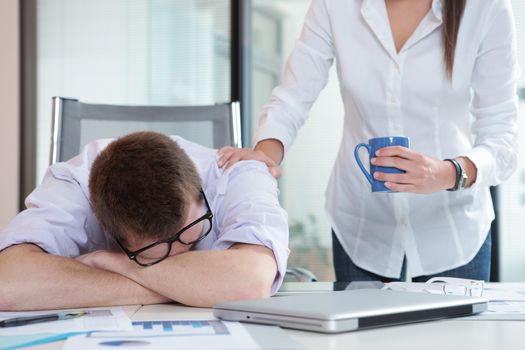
[0,234,55,255]
[463,146,494,189]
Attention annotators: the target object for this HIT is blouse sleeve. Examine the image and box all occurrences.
[465,0,520,188]
[253,0,335,153]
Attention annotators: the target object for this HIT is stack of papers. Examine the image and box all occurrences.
[1,308,302,350]
[462,283,525,320]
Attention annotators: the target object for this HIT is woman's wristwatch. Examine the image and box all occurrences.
[444,158,468,191]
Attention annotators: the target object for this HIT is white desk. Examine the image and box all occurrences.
[22,283,525,350]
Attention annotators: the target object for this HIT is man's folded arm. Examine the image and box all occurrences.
[0,244,169,311]
[91,243,277,308]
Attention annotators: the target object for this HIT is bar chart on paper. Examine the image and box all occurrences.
[91,320,229,338]
[63,320,263,350]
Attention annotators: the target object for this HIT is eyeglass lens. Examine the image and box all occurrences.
[135,242,171,265]
[135,217,212,265]
[443,284,468,296]
[179,217,212,244]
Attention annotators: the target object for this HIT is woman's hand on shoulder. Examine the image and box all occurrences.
[217,147,282,178]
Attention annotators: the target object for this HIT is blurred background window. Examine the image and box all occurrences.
[30,0,230,184]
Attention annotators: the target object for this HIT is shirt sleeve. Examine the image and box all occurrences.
[0,140,110,256]
[253,0,335,153]
[465,0,520,188]
[210,161,290,295]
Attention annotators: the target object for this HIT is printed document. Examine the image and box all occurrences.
[63,320,261,350]
[0,307,132,335]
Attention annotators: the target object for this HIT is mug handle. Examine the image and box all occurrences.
[354,143,373,185]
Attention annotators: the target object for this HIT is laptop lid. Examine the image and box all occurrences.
[213,289,488,333]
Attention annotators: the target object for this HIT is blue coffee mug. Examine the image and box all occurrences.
[354,136,410,192]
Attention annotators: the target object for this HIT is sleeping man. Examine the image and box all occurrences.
[0,131,289,310]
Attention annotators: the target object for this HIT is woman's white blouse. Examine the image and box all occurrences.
[254,0,519,278]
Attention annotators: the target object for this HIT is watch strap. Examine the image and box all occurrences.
[444,158,462,191]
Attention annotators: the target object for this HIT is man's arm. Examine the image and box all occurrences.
[0,244,170,311]
[76,243,277,307]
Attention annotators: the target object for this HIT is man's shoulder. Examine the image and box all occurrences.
[220,160,277,193]
[166,137,272,182]
[225,160,271,177]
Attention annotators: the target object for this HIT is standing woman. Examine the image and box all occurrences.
[219,0,519,282]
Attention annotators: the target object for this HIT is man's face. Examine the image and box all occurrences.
[120,198,209,263]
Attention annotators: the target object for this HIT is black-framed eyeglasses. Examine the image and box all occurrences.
[116,190,213,267]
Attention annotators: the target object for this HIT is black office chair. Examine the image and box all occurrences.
[49,97,242,164]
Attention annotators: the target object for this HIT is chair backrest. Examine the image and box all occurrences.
[50,97,242,164]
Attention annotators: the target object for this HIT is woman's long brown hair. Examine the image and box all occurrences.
[442,0,467,79]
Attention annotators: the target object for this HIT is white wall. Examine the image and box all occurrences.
[0,0,20,226]
[35,0,229,183]
[36,0,150,182]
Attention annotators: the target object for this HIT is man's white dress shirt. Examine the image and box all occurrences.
[254,0,519,278]
[0,137,290,293]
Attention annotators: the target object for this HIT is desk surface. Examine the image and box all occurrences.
[25,283,525,350]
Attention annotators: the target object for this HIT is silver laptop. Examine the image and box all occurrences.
[213,289,487,333]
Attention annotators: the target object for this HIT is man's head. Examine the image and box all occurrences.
[89,131,203,254]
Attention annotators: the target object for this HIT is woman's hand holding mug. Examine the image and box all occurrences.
[354,136,458,194]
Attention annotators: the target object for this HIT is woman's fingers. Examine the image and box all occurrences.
[375,146,417,160]
[371,156,411,171]
[373,172,407,183]
[384,182,417,193]
[224,154,242,169]
[268,165,282,178]
[217,148,270,167]
[217,146,234,156]
[217,153,231,167]
[216,147,281,178]
[217,147,233,167]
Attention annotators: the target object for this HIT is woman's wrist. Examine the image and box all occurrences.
[254,139,284,165]
[442,160,458,190]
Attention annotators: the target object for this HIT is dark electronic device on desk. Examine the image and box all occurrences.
[276,281,384,296]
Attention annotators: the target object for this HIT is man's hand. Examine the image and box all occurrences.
[371,146,458,193]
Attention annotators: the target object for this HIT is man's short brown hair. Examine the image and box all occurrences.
[89,131,202,243]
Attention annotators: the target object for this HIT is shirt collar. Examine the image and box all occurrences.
[360,0,443,59]
[361,0,443,21]
[431,0,443,22]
